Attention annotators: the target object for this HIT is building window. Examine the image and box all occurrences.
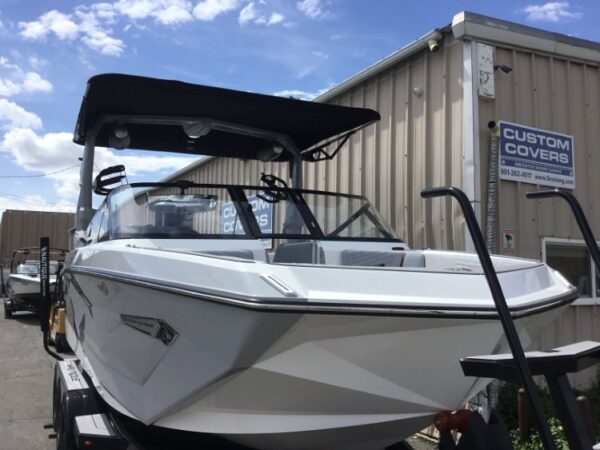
[543,238,597,305]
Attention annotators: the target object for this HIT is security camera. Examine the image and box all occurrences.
[428,39,440,53]
[494,64,513,74]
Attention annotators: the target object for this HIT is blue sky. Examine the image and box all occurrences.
[0,0,598,213]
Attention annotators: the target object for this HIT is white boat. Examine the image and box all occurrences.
[63,74,577,450]
[5,247,65,316]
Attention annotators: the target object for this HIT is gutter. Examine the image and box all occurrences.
[315,28,444,103]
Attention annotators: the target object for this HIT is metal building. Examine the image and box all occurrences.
[163,12,600,386]
[0,209,74,267]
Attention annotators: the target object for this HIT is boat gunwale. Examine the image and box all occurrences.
[65,265,578,319]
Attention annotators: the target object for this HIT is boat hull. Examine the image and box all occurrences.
[7,275,56,311]
[64,264,568,450]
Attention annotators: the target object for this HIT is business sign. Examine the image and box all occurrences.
[221,195,273,248]
[499,121,575,189]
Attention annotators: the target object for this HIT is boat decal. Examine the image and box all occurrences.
[65,265,578,319]
[120,314,178,346]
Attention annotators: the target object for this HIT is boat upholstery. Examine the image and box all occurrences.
[202,250,255,260]
[340,250,426,268]
[402,252,426,267]
[273,242,318,264]
[340,250,403,267]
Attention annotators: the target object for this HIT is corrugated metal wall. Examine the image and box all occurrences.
[479,46,600,259]
[0,210,74,268]
[172,39,466,250]
[477,44,600,387]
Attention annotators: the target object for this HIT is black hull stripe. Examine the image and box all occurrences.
[65,266,578,320]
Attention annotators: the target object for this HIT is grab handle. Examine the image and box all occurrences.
[422,186,556,450]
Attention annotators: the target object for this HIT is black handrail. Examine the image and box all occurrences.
[421,186,556,450]
[527,189,600,271]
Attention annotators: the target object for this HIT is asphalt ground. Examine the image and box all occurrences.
[0,309,436,450]
[0,311,55,450]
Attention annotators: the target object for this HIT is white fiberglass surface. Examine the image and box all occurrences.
[74,239,573,313]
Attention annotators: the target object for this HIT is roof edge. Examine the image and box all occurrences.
[452,11,600,63]
[315,28,444,103]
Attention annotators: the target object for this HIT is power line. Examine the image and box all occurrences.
[0,164,80,178]
[0,191,58,207]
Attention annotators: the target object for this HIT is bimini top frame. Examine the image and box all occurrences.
[73,74,380,235]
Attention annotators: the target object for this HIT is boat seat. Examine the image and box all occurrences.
[402,252,426,267]
[273,242,318,264]
[201,250,255,260]
[340,250,403,267]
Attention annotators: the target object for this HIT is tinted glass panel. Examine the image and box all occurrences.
[546,243,591,296]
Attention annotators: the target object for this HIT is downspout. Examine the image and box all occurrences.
[485,121,500,253]
[485,121,501,412]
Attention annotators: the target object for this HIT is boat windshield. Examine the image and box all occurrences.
[16,263,39,274]
[106,183,400,242]
[108,185,246,239]
[14,261,59,275]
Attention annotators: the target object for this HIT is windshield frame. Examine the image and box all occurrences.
[104,182,403,243]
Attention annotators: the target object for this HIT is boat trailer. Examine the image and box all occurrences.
[42,187,600,450]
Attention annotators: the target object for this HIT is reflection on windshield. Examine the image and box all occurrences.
[15,262,59,275]
[104,184,400,242]
[301,192,398,240]
[108,185,248,239]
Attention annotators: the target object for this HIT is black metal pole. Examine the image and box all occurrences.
[40,237,62,361]
[421,186,556,450]
[527,189,600,272]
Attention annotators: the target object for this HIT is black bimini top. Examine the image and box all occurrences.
[73,74,380,162]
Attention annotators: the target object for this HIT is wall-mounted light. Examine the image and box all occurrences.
[258,143,284,162]
[109,125,130,150]
[183,120,212,139]
[428,39,440,53]
[413,87,424,97]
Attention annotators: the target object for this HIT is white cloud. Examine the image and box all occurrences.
[193,0,239,21]
[92,3,118,23]
[0,194,75,214]
[1,128,197,201]
[238,3,284,26]
[0,79,21,97]
[522,2,581,22]
[0,57,54,96]
[273,86,330,101]
[28,56,48,70]
[19,10,80,40]
[267,12,284,26]
[297,0,324,18]
[238,3,257,25]
[0,99,43,130]
[19,6,125,56]
[114,0,193,25]
[22,72,53,93]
